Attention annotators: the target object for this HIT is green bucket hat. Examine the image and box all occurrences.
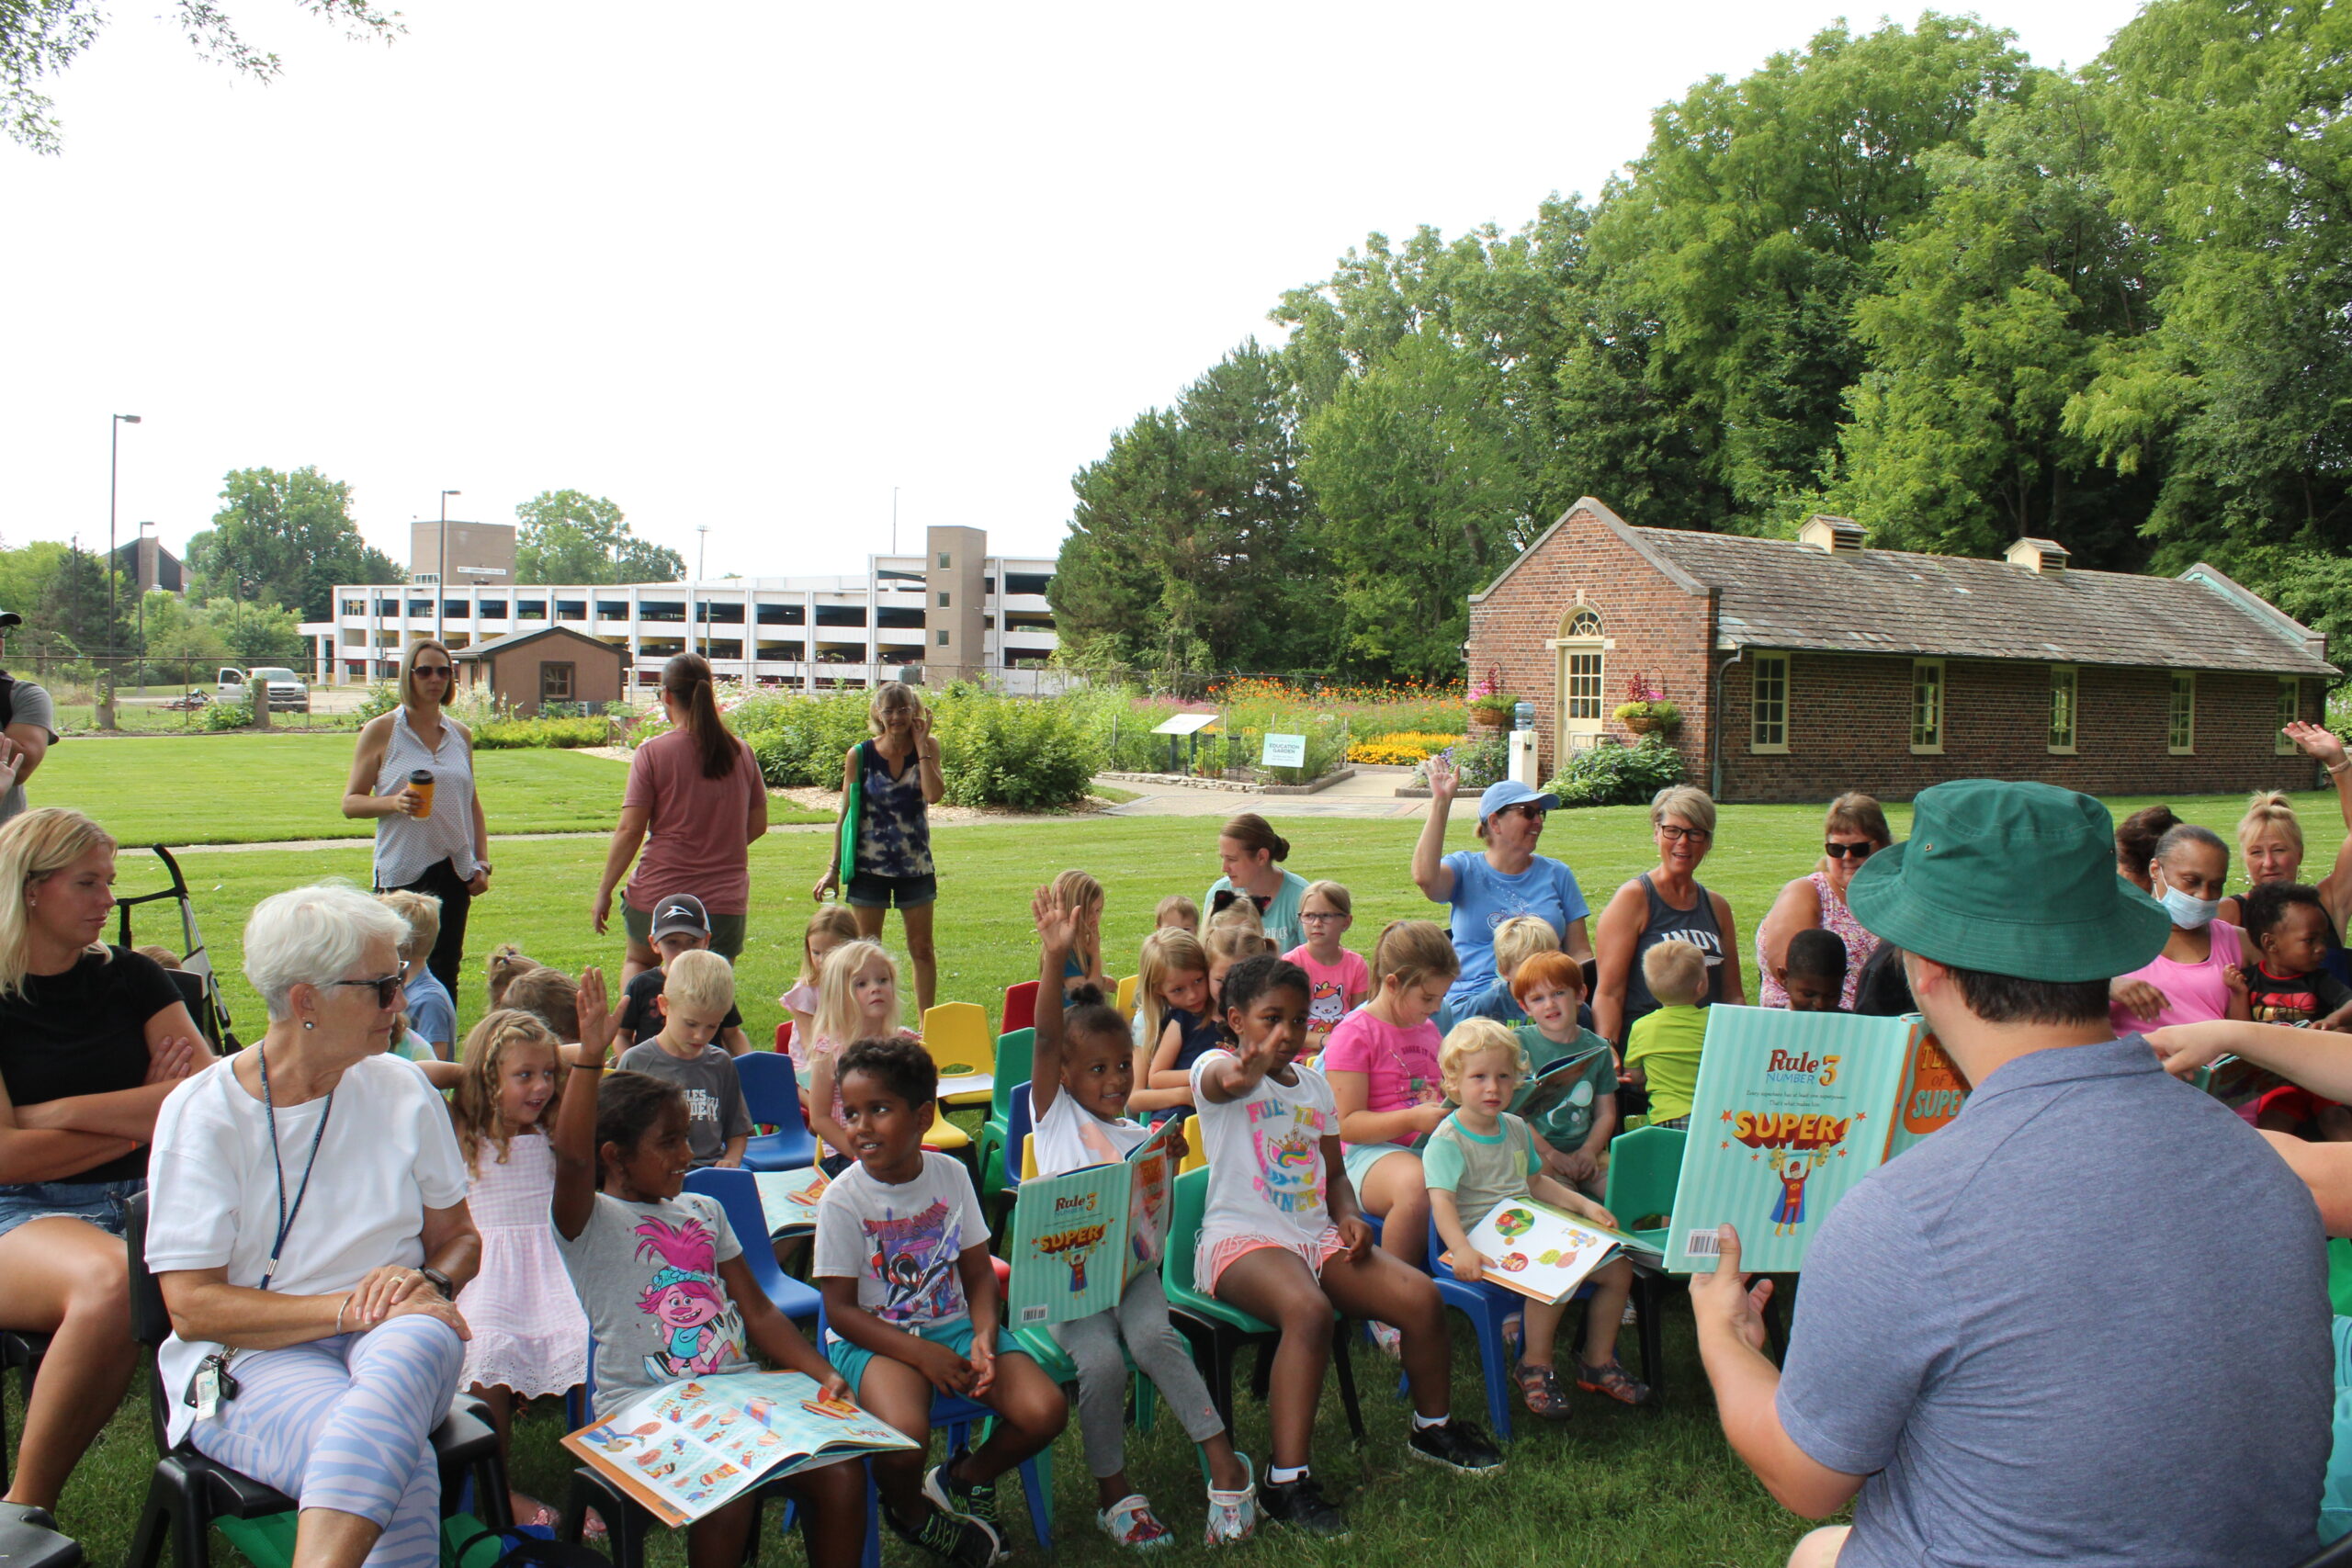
[1845,779,2171,983]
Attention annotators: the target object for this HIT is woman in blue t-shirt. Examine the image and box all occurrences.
[1410,757,1593,1010]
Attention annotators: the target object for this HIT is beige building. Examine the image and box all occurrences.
[411,521,516,589]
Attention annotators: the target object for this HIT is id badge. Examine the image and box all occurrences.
[193,1363,221,1422]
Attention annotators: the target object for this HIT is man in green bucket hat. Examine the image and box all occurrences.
[1692,780,2331,1568]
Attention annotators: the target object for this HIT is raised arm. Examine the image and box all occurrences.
[914,707,944,807]
[550,968,612,1242]
[1029,885,1080,1121]
[1410,755,1460,904]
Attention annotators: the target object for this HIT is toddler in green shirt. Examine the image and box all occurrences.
[1623,940,1709,1128]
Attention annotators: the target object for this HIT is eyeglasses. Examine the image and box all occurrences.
[1658,824,1713,844]
[1823,840,1875,861]
[413,665,452,679]
[331,970,408,1008]
[1300,910,1345,924]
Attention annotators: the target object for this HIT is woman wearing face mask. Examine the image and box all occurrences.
[2109,824,2252,1032]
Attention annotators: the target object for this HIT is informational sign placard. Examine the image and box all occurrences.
[1261,733,1306,768]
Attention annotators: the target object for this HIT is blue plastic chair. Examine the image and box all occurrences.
[1001,1080,1035,1198]
[681,1168,822,1325]
[737,1053,819,1174]
[1420,1212,1545,1441]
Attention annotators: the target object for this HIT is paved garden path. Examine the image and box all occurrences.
[1099,770,1430,819]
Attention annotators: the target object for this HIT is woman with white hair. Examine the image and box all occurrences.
[146,883,481,1568]
[0,807,209,1522]
[1592,784,1745,1047]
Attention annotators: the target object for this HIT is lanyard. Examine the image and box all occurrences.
[256,1046,334,1292]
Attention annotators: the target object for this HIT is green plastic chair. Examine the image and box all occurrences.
[978,1028,1035,1199]
[1160,1168,1363,1439]
[1604,1122,1688,1254]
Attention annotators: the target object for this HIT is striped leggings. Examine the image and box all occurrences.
[190,1315,465,1568]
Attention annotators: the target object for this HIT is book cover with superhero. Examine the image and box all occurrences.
[1664,1007,1926,1273]
[1005,1118,1181,1325]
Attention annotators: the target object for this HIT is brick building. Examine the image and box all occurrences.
[1466,498,2339,805]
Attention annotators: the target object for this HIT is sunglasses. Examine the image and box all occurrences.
[331,970,408,1008]
[413,665,453,679]
[1823,841,1875,861]
[1496,803,1546,822]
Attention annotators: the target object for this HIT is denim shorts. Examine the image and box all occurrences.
[845,872,937,910]
[0,1177,144,1241]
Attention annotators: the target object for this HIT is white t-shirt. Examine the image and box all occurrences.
[1030,1089,1149,1177]
[1188,1049,1336,1252]
[812,1151,989,1336]
[145,1052,469,1447]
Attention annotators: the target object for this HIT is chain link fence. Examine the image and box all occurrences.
[4,649,368,734]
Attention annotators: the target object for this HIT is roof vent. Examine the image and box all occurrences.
[1796,515,1869,556]
[2004,537,2071,574]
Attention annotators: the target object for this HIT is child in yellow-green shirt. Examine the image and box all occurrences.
[1623,940,1708,1129]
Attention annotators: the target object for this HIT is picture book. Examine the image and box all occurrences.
[561,1371,915,1528]
[1515,1046,1611,1123]
[1006,1116,1182,1325]
[1441,1198,1622,1304]
[1664,1007,1940,1274]
[752,1168,830,1235]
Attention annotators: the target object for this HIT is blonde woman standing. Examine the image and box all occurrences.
[343,639,492,996]
[812,682,943,1010]
[0,807,210,1519]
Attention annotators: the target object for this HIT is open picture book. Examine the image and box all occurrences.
[1006,1115,1182,1325]
[752,1168,830,1235]
[1664,1007,1966,1274]
[562,1371,916,1528]
[1439,1198,1627,1304]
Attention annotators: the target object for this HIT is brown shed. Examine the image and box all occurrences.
[1466,498,2339,804]
[450,625,628,717]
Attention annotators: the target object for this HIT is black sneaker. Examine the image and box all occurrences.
[923,1449,1001,1536]
[886,1496,1002,1568]
[1257,1472,1349,1538]
[1406,1417,1505,1474]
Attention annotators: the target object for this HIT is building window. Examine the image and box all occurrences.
[1752,652,1789,752]
[515,600,547,619]
[2049,666,2078,754]
[541,662,573,705]
[938,592,951,608]
[2279,678,2302,754]
[2169,672,2196,754]
[1911,660,1945,754]
[938,552,952,568]
[937,628,950,647]
[341,599,363,616]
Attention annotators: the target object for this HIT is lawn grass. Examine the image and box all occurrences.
[21,773,2345,1568]
[27,733,828,845]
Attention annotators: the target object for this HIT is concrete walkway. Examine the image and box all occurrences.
[1101,771,1431,820]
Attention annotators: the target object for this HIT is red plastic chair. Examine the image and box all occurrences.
[1001,980,1039,1036]
[775,1019,795,1055]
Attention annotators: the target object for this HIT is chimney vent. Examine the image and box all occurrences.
[1796,515,1869,555]
[2005,537,2071,574]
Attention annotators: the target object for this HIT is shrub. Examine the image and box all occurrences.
[931,687,1102,809]
[1349,730,1465,766]
[356,682,401,720]
[1543,736,1686,808]
[1413,735,1510,792]
[204,698,253,731]
[471,716,609,749]
[728,690,875,788]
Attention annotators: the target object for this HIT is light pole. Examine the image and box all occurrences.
[435,489,461,641]
[695,525,712,658]
[135,521,154,689]
[109,414,141,658]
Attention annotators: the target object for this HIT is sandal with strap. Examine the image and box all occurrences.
[1098,1495,1174,1549]
[1576,1357,1655,1406]
[1513,1360,1573,1419]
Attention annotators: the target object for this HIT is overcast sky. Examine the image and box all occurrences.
[2,0,2147,584]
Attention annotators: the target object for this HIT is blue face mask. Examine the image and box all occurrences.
[2154,873,2220,931]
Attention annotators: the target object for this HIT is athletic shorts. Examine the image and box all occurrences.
[846,872,938,910]
[1200,1224,1350,1293]
[825,1314,1031,1396]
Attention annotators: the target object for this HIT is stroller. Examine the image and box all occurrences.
[113,844,241,1052]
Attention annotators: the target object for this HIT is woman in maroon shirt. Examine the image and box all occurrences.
[592,655,767,983]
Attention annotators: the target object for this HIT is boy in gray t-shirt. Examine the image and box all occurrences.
[616,948,752,1168]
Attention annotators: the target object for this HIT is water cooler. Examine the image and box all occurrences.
[1510,701,1541,786]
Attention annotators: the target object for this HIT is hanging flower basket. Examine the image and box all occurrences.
[1615,699,1681,735]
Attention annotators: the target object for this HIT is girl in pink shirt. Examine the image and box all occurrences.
[2110,825,2254,1033]
[1283,880,1371,1062]
[1319,920,1459,1284]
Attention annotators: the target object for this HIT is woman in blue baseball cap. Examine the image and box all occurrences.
[1410,755,1592,1010]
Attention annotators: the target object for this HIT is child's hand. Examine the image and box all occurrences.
[1569,1195,1621,1231]
[2111,976,2170,1021]
[577,967,613,1063]
[1031,884,1080,955]
[1235,1026,1287,1082]
[1553,1147,1600,1186]
[2225,964,2251,998]
[967,1331,997,1396]
[1413,1102,1451,1134]
[1337,1215,1374,1261]
[1168,1123,1191,1162]
[2147,1021,2240,1077]
[818,1368,853,1404]
[908,1337,975,1397]
[1451,1247,1489,1284]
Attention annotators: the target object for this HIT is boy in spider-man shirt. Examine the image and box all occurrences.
[2231,883,2352,1139]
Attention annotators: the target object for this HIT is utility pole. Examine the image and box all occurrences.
[108,414,141,657]
[435,489,461,641]
[695,525,712,657]
[892,487,899,555]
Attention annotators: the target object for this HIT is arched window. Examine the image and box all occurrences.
[1555,607,1605,746]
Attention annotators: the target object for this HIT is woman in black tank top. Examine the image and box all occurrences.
[1592,784,1746,1046]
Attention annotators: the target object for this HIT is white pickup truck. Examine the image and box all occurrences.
[218,666,311,712]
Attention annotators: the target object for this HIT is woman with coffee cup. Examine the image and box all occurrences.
[343,639,491,996]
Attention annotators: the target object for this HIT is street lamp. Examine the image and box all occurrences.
[109,414,141,657]
[436,489,461,641]
[695,525,712,658]
[136,521,154,689]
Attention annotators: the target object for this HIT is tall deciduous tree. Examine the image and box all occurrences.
[185,467,402,621]
[38,537,125,653]
[513,491,684,585]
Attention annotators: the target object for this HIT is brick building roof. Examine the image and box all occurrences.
[1479,501,2335,678]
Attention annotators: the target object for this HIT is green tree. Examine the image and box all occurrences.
[513,491,684,584]
[4,0,400,153]
[185,467,403,621]
[201,597,302,665]
[0,540,71,629]
[1052,343,1324,676]
[1822,77,2159,564]
[38,537,120,654]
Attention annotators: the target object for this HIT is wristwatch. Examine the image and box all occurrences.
[419,1267,454,1299]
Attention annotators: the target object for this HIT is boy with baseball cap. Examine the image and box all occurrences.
[613,893,751,1056]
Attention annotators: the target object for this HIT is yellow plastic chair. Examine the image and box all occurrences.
[921,1002,997,1107]
[1114,976,1139,1023]
[1020,1133,1040,1181]
[1177,1134,1209,1175]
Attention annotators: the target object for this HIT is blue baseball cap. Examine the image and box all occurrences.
[1476,779,1559,822]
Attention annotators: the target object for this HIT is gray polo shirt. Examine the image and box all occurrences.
[1778,1033,2330,1567]
[1,677,55,823]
